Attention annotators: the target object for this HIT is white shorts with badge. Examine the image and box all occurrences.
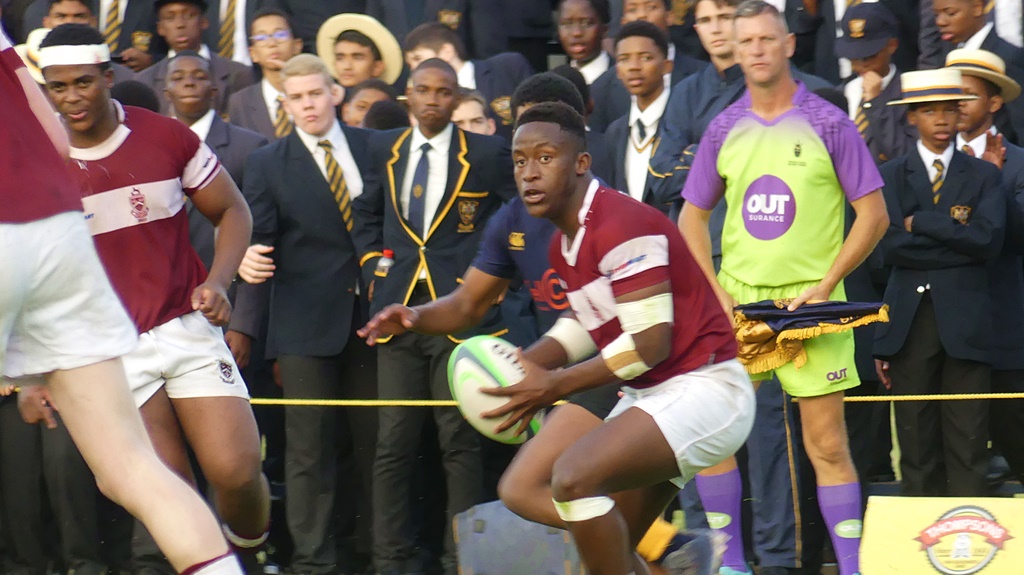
[0,212,138,378]
[606,359,756,488]
[124,310,249,408]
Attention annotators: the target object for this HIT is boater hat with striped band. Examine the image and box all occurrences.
[945,48,1021,102]
[887,68,978,106]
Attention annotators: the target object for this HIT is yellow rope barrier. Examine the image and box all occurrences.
[248,394,1024,407]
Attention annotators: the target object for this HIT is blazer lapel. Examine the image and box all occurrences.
[642,124,664,203]
[386,129,417,239]
[287,133,342,216]
[937,151,971,209]
[247,87,275,137]
[905,149,936,213]
[614,122,629,191]
[206,115,230,155]
[425,128,470,241]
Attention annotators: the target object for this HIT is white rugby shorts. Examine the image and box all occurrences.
[126,310,250,408]
[606,358,756,487]
[0,212,138,378]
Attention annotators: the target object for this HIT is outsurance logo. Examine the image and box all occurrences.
[915,506,1012,574]
[742,175,796,241]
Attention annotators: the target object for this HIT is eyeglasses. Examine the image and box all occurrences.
[558,18,599,32]
[250,30,293,45]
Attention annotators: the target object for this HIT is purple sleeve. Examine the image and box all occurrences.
[680,122,727,210]
[826,115,886,203]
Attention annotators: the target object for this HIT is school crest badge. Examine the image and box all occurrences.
[951,205,972,224]
[438,10,462,29]
[218,360,234,384]
[491,96,513,125]
[508,232,526,250]
[849,19,867,39]
[129,187,149,223]
[413,184,425,199]
[794,142,802,158]
[132,31,153,52]
[458,200,479,233]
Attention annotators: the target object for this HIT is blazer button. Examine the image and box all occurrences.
[420,246,426,252]
[917,286,925,294]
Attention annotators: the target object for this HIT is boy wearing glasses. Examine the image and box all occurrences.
[227,8,303,140]
[137,0,254,115]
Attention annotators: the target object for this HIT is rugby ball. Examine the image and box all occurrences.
[448,335,543,445]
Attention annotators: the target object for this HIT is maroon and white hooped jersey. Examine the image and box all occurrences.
[0,34,84,223]
[548,181,737,389]
[68,102,221,333]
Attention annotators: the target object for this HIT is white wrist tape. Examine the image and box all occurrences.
[545,316,598,363]
[601,332,652,380]
[553,496,616,523]
[617,293,674,333]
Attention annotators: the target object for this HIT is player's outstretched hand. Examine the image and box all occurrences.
[18,385,58,430]
[481,350,559,437]
[358,305,418,346]
[238,244,276,284]
[787,283,831,311]
[192,283,232,326]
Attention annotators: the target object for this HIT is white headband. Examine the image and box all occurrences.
[38,44,111,70]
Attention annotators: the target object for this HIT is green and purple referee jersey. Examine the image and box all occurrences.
[682,83,884,288]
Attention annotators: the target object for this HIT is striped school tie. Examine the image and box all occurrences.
[855,102,868,137]
[274,97,293,138]
[218,0,237,59]
[963,145,972,155]
[847,0,862,6]
[986,0,995,14]
[932,159,944,203]
[104,0,121,52]
[319,141,354,231]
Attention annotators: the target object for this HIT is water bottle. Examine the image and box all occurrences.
[375,249,395,277]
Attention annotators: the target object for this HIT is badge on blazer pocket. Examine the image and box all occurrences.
[438,10,461,29]
[132,32,153,52]
[950,205,972,224]
[458,200,479,233]
[491,96,513,126]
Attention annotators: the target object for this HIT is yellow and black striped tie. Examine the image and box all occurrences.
[274,97,293,138]
[218,0,237,59]
[986,0,996,14]
[963,145,973,155]
[932,158,944,203]
[847,0,862,7]
[319,141,354,231]
[855,102,868,137]
[104,0,121,52]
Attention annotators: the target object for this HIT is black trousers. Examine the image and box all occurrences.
[372,285,483,574]
[889,296,990,497]
[0,397,108,575]
[990,369,1024,482]
[279,303,378,574]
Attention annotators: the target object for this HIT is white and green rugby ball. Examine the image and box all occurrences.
[447,335,543,445]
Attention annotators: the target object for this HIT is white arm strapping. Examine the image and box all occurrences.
[544,316,598,364]
[601,332,651,380]
[616,292,674,334]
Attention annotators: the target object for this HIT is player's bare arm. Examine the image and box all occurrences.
[787,189,888,310]
[680,202,738,317]
[12,58,69,158]
[482,281,673,435]
[358,267,511,344]
[190,169,254,326]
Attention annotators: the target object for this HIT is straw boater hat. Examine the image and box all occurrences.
[887,68,978,106]
[15,28,51,84]
[316,13,402,85]
[945,48,1021,102]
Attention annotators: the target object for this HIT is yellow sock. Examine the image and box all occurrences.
[635,517,678,562]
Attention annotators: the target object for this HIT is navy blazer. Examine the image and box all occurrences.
[227,83,277,140]
[603,112,670,215]
[587,48,708,133]
[987,141,1024,369]
[471,53,534,140]
[351,126,516,343]
[367,0,507,59]
[138,52,256,116]
[242,124,372,357]
[851,72,917,164]
[874,149,1005,364]
[187,115,268,338]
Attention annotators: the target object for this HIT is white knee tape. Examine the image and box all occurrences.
[553,495,616,522]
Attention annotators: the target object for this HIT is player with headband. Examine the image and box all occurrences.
[482,101,755,575]
[29,22,273,573]
[0,20,245,575]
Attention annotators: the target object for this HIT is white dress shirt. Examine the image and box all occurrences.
[624,88,669,202]
[844,64,897,118]
[400,123,452,226]
[963,22,995,50]
[261,78,286,122]
[918,140,955,184]
[956,125,999,158]
[100,0,128,27]
[220,0,251,65]
[169,44,212,59]
[186,109,217,141]
[295,120,364,200]
[574,51,611,85]
[994,0,1024,47]
[457,60,477,90]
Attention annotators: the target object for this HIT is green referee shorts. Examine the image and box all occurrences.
[718,270,860,398]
